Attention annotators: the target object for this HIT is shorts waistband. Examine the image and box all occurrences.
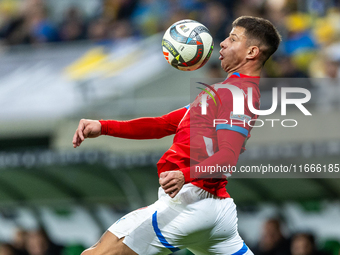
[158,183,227,208]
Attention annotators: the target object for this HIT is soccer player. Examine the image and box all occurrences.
[73,16,281,255]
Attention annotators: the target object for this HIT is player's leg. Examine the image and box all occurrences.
[182,190,253,254]
[107,184,216,254]
[81,231,137,255]
[82,193,184,255]
[114,202,183,254]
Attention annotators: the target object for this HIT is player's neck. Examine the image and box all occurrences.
[227,63,262,78]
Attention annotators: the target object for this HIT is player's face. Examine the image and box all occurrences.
[219,26,249,73]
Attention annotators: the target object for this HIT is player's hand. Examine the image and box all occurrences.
[72,119,102,148]
[159,171,185,198]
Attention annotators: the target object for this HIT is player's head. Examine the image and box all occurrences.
[219,16,281,73]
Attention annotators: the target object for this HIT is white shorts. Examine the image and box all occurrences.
[108,183,253,255]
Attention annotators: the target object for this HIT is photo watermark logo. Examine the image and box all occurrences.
[190,78,340,179]
[200,83,312,127]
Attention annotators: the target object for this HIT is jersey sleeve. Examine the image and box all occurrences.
[100,107,187,139]
[180,129,245,182]
[214,89,251,137]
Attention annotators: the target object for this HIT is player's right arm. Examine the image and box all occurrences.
[72,107,187,148]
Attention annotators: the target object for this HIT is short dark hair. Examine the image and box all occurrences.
[232,16,282,65]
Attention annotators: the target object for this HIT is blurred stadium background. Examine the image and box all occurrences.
[0,0,340,255]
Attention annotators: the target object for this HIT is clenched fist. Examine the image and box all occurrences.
[159,171,185,198]
[72,119,102,148]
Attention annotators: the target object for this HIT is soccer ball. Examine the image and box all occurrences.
[162,19,214,71]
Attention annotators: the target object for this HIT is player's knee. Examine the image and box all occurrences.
[80,250,91,255]
[80,244,125,255]
[80,249,102,255]
[79,233,134,255]
[80,248,125,255]
[80,248,101,255]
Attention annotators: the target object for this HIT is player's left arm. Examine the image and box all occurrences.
[159,129,245,197]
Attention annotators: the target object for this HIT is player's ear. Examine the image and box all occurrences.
[246,46,260,60]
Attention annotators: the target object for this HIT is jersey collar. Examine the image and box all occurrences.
[223,72,260,86]
[228,72,260,79]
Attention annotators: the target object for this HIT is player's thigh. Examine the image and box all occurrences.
[107,199,181,255]
[121,206,183,254]
[186,198,249,254]
[81,231,137,255]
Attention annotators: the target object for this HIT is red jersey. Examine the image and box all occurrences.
[100,72,260,198]
[157,73,260,197]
